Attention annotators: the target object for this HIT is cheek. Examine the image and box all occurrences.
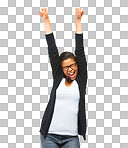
[76,69,78,75]
[75,66,78,73]
[63,70,67,75]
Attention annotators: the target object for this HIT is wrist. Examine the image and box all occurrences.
[75,17,81,21]
[75,20,82,34]
[43,17,50,23]
[75,18,81,24]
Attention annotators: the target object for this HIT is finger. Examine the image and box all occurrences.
[77,8,80,12]
[46,8,48,13]
[39,11,41,15]
[82,10,84,14]
[75,8,79,11]
[81,12,84,16]
[40,10,44,13]
[39,12,43,17]
[80,8,83,14]
[80,8,84,14]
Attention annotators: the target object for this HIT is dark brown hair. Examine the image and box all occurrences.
[59,52,76,67]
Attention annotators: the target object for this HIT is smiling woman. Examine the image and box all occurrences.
[59,51,78,83]
[61,58,78,82]
[39,7,87,148]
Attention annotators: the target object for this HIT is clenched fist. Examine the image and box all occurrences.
[39,8,49,21]
[75,8,84,20]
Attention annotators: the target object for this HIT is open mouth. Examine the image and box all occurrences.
[68,72,75,78]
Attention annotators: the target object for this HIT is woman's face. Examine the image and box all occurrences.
[61,58,78,81]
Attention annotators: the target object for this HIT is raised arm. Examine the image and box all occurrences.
[39,8,60,79]
[75,8,87,86]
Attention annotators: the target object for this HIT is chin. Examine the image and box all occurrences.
[64,70,78,83]
[66,75,77,83]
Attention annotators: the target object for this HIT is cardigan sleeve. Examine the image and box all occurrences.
[45,32,60,79]
[75,33,87,86]
[75,33,84,48]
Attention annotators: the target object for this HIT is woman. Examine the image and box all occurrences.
[39,7,87,148]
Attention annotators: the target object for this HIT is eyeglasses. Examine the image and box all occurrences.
[62,63,77,71]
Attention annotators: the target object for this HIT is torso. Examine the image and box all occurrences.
[48,77,80,135]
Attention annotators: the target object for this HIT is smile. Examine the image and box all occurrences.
[68,72,75,78]
[69,72,75,75]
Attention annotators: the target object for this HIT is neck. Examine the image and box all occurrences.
[66,76,73,84]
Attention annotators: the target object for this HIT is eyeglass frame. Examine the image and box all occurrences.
[62,62,77,71]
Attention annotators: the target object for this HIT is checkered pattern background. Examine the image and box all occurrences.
[0,0,128,148]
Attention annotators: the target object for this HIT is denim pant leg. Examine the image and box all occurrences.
[40,133,60,148]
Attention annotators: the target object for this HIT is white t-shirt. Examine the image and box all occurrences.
[48,77,80,135]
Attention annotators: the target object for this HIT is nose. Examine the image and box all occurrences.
[68,67,73,72]
[68,67,72,71]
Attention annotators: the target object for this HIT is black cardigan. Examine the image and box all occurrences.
[39,32,88,140]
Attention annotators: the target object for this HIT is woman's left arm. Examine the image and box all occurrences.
[75,8,87,82]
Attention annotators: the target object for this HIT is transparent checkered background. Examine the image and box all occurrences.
[0,0,128,148]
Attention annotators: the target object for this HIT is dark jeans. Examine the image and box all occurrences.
[40,133,80,148]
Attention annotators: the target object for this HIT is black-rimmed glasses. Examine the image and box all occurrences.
[62,63,77,71]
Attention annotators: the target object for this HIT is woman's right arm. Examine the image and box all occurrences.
[39,8,60,79]
[75,8,87,86]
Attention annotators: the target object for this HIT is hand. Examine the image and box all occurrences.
[39,8,52,34]
[75,8,84,20]
[39,8,49,21]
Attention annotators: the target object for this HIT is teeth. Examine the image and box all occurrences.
[69,73,74,75]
